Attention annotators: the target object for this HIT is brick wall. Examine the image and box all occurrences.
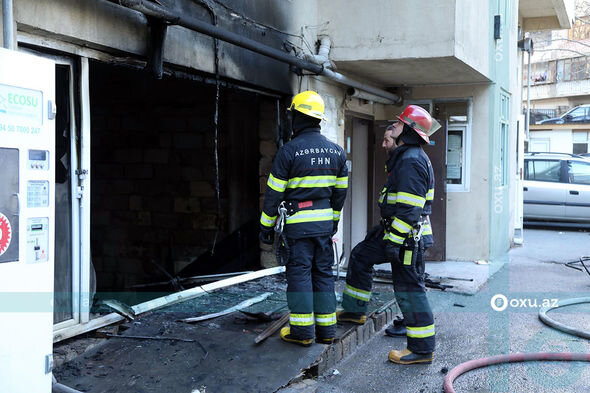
[258,99,285,268]
[90,62,262,290]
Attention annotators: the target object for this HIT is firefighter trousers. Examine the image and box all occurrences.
[285,236,337,340]
[341,225,435,353]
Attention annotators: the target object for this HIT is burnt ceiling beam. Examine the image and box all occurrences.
[118,0,401,104]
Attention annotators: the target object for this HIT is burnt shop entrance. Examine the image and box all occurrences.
[89,61,268,293]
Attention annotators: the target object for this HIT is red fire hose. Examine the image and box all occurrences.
[443,352,590,393]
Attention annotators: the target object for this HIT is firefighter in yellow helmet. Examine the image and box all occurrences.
[259,91,348,346]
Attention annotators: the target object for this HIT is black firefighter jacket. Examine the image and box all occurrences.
[379,144,435,248]
[260,127,348,239]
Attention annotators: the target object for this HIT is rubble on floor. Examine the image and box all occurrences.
[53,273,400,393]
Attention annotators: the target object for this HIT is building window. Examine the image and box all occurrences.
[573,131,589,154]
[447,128,466,186]
[569,16,590,41]
[556,57,590,82]
[443,101,471,193]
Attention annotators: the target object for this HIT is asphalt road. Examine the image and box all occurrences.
[313,228,590,393]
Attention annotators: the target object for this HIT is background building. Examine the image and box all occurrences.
[524,0,590,153]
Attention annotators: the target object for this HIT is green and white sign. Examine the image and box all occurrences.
[0,83,43,128]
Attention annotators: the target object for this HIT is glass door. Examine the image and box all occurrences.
[53,60,80,326]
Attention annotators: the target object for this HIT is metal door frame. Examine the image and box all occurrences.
[342,112,374,264]
[20,49,90,332]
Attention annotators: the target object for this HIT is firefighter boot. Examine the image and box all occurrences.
[388,348,433,365]
[385,324,407,337]
[280,327,313,347]
[316,337,334,345]
[336,311,366,325]
[385,318,407,337]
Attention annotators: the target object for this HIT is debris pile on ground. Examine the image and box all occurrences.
[53,272,400,393]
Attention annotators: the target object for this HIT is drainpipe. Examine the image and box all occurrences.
[118,0,401,104]
[304,36,396,105]
[518,38,533,141]
[526,49,531,140]
[347,87,396,105]
[304,36,332,65]
[2,0,15,49]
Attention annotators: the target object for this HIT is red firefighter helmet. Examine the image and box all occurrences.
[396,105,434,143]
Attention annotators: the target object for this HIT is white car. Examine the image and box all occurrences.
[523,153,590,222]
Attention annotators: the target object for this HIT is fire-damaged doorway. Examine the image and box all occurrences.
[89,61,269,293]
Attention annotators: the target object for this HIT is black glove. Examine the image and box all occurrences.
[384,241,401,264]
[332,221,339,237]
[259,229,274,245]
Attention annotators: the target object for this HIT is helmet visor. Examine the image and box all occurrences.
[428,118,442,137]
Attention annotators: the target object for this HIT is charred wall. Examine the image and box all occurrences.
[89,61,272,290]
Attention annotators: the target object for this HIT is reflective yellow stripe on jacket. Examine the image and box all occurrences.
[386,193,397,204]
[381,191,426,206]
[287,175,337,188]
[333,210,341,221]
[260,211,276,228]
[285,208,333,224]
[426,188,434,201]
[267,173,287,192]
[379,187,386,204]
[383,231,404,245]
[392,217,412,234]
[335,176,349,189]
[396,192,426,208]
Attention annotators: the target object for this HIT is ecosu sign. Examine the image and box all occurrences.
[0,83,43,128]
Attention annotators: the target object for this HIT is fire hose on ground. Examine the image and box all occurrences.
[443,352,590,393]
[443,297,590,393]
[538,297,590,339]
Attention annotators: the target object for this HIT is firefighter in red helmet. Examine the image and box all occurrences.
[337,105,440,364]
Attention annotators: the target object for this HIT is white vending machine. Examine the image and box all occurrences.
[0,48,56,393]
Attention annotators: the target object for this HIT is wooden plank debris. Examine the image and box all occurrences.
[54,313,125,343]
[254,312,290,344]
